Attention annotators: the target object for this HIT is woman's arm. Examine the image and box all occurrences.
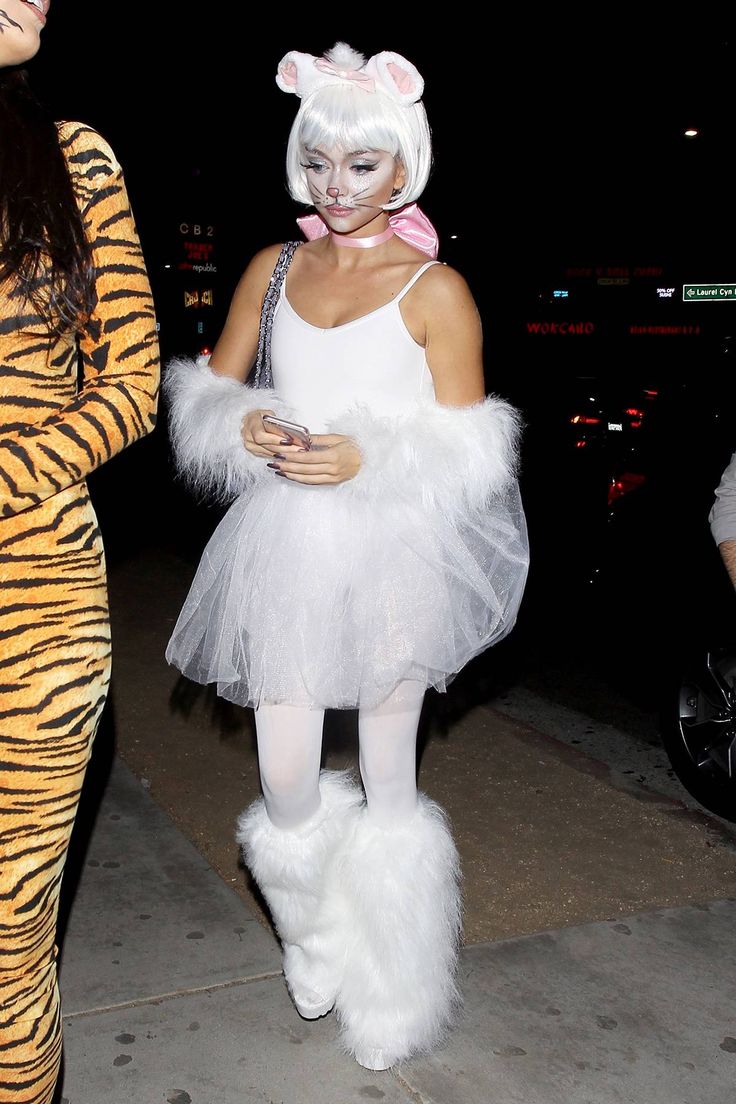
[710,451,736,587]
[0,124,159,516]
[208,244,283,380]
[418,263,486,406]
[163,245,297,501]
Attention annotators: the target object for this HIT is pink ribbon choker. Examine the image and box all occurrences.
[330,226,395,249]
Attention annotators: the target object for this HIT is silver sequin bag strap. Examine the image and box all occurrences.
[251,241,301,389]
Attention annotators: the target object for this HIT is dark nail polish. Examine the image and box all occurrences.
[275,470,287,477]
[267,462,280,470]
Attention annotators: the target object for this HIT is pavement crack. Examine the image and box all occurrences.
[392,1069,429,1103]
[61,970,284,1021]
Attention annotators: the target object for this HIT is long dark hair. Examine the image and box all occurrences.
[0,67,94,332]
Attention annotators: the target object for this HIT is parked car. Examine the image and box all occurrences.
[513,352,736,820]
[661,646,736,822]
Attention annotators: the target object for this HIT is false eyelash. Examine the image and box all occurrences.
[300,162,379,173]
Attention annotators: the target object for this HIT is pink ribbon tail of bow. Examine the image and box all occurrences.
[387,203,439,259]
[296,203,439,259]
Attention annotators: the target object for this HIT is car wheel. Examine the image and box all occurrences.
[660,648,736,822]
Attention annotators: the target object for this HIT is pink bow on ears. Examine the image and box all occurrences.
[314,57,376,92]
[296,203,439,259]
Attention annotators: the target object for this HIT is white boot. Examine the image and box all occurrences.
[334,794,463,1070]
[236,769,364,1018]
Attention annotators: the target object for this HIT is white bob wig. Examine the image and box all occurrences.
[280,44,433,211]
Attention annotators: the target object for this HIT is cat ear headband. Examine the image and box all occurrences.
[276,49,424,106]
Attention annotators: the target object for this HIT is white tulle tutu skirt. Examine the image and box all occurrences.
[165,478,529,710]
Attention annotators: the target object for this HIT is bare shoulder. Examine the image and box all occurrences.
[240,242,287,284]
[411,263,481,335]
[232,243,292,306]
[415,263,477,309]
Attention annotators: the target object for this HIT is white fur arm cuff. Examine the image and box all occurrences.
[164,355,291,502]
[333,396,522,514]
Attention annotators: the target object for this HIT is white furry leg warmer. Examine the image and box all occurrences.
[335,794,463,1070]
[236,770,364,1018]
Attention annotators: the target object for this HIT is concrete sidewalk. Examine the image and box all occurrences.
[57,756,736,1104]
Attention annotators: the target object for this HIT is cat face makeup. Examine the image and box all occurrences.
[300,145,406,234]
[0,0,49,67]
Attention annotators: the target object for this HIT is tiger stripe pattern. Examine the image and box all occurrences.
[0,121,160,1103]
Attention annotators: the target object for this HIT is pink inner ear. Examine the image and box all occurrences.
[280,61,298,87]
[386,61,415,95]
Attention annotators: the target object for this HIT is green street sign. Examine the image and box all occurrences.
[683,283,736,302]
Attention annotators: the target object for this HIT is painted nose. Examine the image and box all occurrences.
[326,186,341,198]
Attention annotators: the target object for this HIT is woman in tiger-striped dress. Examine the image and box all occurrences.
[0,8,160,1101]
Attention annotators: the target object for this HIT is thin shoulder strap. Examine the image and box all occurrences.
[394,260,441,303]
[251,241,301,389]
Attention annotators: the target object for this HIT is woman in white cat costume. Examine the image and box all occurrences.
[164,42,529,1071]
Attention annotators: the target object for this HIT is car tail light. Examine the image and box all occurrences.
[570,415,601,425]
[608,472,646,506]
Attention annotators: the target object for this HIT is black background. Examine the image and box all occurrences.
[30,15,736,285]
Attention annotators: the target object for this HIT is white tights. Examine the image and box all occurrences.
[255,682,425,831]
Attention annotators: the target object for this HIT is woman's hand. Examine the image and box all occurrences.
[267,433,362,485]
[241,410,288,457]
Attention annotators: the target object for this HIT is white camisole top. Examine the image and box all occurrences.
[270,259,439,433]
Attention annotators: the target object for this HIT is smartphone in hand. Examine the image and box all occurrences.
[262,414,312,450]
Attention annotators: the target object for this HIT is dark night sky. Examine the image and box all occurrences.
[21,11,736,380]
[29,14,735,267]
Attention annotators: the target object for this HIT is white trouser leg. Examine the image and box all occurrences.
[336,682,462,1070]
[237,704,363,1018]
